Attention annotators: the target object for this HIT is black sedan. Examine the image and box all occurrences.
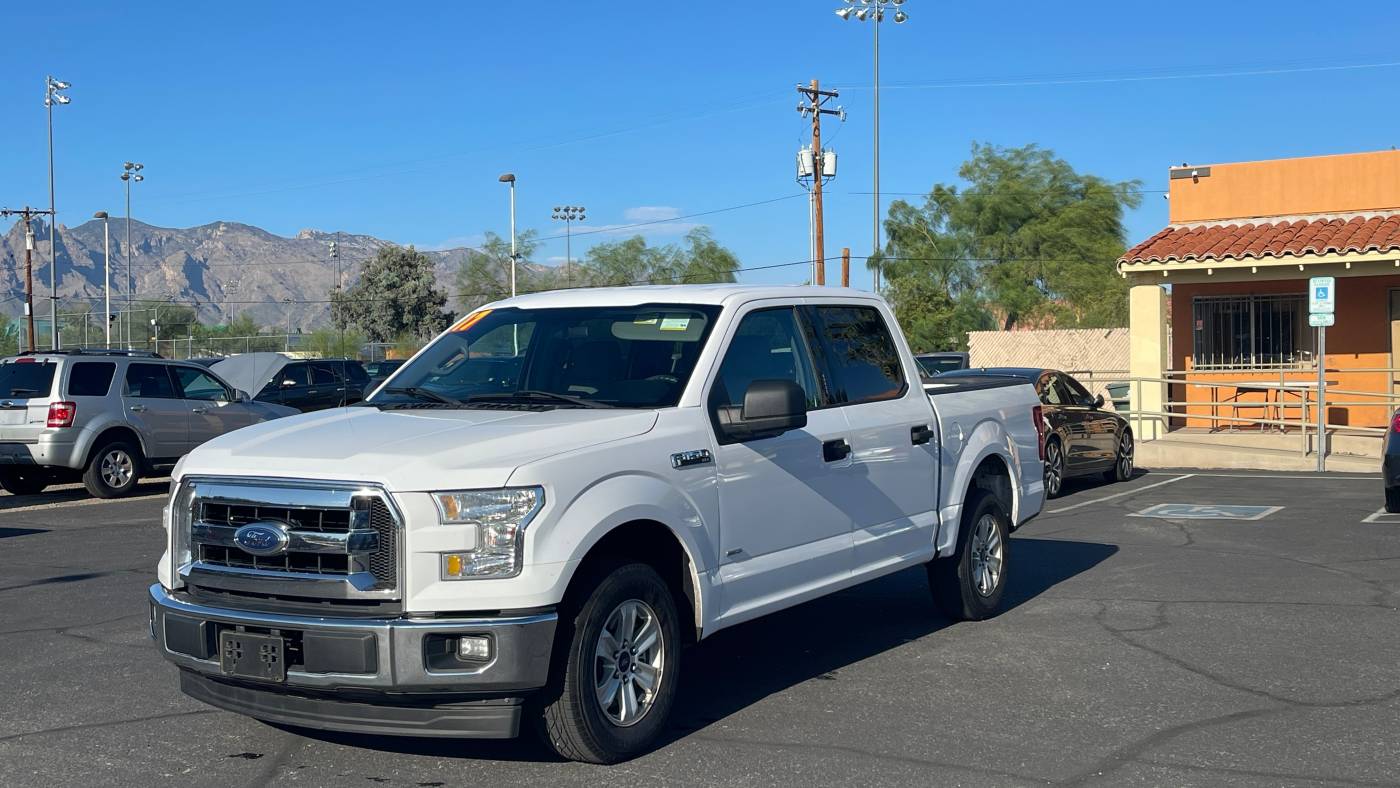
[1385,409,1400,512]
[940,367,1134,498]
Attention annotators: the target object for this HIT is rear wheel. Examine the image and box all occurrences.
[1104,430,1134,483]
[1386,487,1400,514]
[0,467,49,496]
[537,562,680,764]
[83,441,142,499]
[1044,438,1065,498]
[928,489,1010,621]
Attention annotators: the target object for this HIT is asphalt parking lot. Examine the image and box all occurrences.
[2,469,1398,787]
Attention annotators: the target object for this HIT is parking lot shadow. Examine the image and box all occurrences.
[282,537,1114,762]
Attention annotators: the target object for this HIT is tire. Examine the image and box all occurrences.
[1044,438,1065,499]
[0,467,50,496]
[928,489,1010,621]
[83,440,142,499]
[537,562,681,764]
[1386,487,1400,514]
[1104,430,1134,483]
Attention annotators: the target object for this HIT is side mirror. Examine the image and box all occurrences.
[1093,393,1106,409]
[281,379,296,387]
[717,379,808,442]
[235,389,251,403]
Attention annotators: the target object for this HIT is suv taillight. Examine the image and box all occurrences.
[47,401,77,428]
[1392,411,1400,434]
[1033,405,1045,460]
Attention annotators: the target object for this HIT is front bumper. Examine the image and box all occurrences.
[149,584,557,737]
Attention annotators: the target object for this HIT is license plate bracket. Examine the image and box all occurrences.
[219,630,286,683]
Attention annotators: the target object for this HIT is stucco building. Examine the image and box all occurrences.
[1118,149,1400,439]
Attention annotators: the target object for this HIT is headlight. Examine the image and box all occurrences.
[434,487,543,580]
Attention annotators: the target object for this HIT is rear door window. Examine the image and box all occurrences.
[309,363,340,385]
[804,305,907,406]
[67,362,116,397]
[124,363,178,399]
[0,362,57,398]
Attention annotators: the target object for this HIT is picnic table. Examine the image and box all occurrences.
[1210,380,1336,432]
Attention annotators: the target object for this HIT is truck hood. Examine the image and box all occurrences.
[180,405,660,491]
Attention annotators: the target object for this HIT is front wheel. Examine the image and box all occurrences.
[928,489,1010,621]
[0,467,50,496]
[538,562,681,764]
[1104,430,1134,483]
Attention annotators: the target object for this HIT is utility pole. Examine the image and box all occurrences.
[2,207,55,352]
[841,247,851,287]
[796,80,843,284]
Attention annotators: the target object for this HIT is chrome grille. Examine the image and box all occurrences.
[179,479,401,603]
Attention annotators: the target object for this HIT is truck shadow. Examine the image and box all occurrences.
[283,536,1114,763]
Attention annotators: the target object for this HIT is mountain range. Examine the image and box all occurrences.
[0,217,508,331]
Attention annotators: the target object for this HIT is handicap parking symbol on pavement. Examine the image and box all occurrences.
[1129,503,1283,521]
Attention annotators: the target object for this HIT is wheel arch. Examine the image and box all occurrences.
[83,424,147,469]
[938,420,1023,557]
[563,519,704,644]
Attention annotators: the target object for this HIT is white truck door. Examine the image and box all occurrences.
[804,304,940,569]
[707,305,853,620]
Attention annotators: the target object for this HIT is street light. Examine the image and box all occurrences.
[45,76,71,349]
[551,205,586,287]
[121,162,145,349]
[94,211,111,348]
[499,173,518,297]
[283,298,294,352]
[834,0,908,290]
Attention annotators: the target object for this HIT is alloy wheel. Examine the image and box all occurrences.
[1045,442,1062,497]
[969,513,1004,597]
[594,599,666,727]
[100,449,133,489]
[1118,433,1134,479]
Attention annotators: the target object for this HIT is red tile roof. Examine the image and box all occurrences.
[1119,213,1400,265]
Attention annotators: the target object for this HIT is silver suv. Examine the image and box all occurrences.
[0,350,297,498]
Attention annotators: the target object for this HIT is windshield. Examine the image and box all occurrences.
[0,361,57,399]
[369,304,721,409]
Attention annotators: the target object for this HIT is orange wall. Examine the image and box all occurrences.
[1169,149,1400,224]
[1170,275,1400,429]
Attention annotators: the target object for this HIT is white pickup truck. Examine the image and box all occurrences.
[150,285,1044,762]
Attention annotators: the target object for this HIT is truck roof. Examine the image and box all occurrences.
[484,284,881,310]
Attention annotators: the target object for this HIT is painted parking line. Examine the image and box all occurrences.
[1362,508,1400,524]
[1046,474,1195,514]
[1189,473,1380,481]
[1129,503,1283,521]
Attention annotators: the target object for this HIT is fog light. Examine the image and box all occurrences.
[457,635,492,662]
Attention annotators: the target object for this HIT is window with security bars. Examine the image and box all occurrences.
[1191,294,1315,369]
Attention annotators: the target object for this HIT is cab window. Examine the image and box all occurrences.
[804,305,906,406]
[711,308,822,410]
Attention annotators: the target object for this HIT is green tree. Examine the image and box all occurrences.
[454,230,548,312]
[579,228,739,287]
[332,245,450,343]
[881,143,1140,333]
[0,314,19,357]
[302,327,366,358]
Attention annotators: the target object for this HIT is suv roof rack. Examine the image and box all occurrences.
[15,349,163,358]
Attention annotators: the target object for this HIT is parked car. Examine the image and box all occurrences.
[210,353,369,412]
[915,351,971,377]
[940,367,1133,498]
[363,359,404,390]
[0,349,297,497]
[150,285,1045,763]
[1385,407,1400,512]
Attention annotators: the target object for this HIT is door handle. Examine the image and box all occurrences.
[191,407,207,415]
[911,425,934,445]
[128,404,146,413]
[307,389,319,395]
[822,438,851,463]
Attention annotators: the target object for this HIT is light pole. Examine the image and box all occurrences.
[94,211,111,347]
[121,162,144,349]
[551,205,585,287]
[499,174,518,297]
[284,298,294,352]
[45,76,71,349]
[835,0,907,290]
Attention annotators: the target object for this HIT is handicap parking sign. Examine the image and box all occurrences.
[1309,276,1335,314]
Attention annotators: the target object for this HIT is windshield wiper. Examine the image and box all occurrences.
[378,386,463,406]
[468,390,613,409]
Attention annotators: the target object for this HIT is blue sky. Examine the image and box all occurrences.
[4,1,1400,290]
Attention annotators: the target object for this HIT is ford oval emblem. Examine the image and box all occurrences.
[233,522,290,557]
